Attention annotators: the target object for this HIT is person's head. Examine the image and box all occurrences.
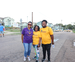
[34,25,40,31]
[28,21,32,28]
[42,20,47,28]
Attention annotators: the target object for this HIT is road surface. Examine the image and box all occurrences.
[0,32,75,62]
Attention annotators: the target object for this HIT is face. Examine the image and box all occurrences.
[42,22,47,28]
[28,23,32,28]
[35,26,38,31]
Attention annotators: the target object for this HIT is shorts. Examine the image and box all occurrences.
[0,31,4,34]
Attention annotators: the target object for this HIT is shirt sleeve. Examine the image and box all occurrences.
[22,28,25,35]
[49,27,53,35]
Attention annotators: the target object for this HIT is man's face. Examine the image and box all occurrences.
[42,22,47,28]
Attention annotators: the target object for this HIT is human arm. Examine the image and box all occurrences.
[21,34,24,43]
[21,28,25,43]
[38,38,42,47]
[49,27,54,44]
[51,35,54,45]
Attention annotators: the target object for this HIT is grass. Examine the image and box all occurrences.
[10,33,21,35]
[72,29,75,33]
[5,29,20,32]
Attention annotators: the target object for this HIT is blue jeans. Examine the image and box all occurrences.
[33,45,39,60]
[23,43,32,57]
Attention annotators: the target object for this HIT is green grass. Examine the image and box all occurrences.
[10,33,21,35]
[5,29,20,32]
[72,30,75,33]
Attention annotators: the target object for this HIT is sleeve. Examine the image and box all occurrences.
[49,27,53,35]
[22,28,25,35]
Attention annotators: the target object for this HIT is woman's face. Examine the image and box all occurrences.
[35,26,38,31]
[28,23,32,28]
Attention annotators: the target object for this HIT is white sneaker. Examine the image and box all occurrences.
[24,57,26,61]
[28,57,30,61]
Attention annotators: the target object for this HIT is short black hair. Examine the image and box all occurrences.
[34,25,40,31]
[28,21,32,25]
[42,20,47,24]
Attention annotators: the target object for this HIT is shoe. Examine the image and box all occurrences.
[33,56,36,59]
[24,57,26,61]
[28,57,30,61]
[42,59,46,62]
[48,60,51,62]
[36,60,38,62]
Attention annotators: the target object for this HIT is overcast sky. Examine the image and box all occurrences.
[0,12,75,24]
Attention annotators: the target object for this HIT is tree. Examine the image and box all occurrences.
[73,25,75,30]
[57,23,63,30]
[67,24,73,30]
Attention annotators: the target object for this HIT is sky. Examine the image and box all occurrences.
[0,12,75,25]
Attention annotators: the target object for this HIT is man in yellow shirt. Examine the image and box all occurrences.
[40,20,54,62]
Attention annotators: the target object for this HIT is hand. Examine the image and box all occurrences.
[33,44,34,46]
[22,41,23,43]
[52,42,54,45]
[37,44,40,47]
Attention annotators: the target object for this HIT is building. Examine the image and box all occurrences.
[0,17,4,25]
[4,17,14,27]
[37,21,42,28]
[47,23,53,27]
[0,17,14,27]
[53,24,63,31]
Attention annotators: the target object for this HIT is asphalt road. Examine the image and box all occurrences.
[0,32,75,62]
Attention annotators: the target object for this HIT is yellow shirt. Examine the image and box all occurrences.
[40,26,53,44]
[33,31,41,45]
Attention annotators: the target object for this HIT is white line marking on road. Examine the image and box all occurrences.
[54,39,59,42]
[74,42,75,46]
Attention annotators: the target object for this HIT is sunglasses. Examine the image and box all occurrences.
[28,24,32,25]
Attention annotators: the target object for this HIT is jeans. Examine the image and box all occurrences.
[42,44,51,61]
[33,45,39,60]
[23,43,32,57]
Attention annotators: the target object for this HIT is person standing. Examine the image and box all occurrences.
[33,25,41,62]
[0,23,4,37]
[21,21,33,62]
[40,20,54,62]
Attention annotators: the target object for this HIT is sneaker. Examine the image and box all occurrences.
[42,59,46,62]
[33,56,36,59]
[48,60,51,62]
[36,60,39,62]
[24,57,26,61]
[28,57,30,61]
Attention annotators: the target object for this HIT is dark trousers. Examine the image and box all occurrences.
[42,44,51,61]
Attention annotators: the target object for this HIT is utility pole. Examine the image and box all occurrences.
[32,12,33,28]
[27,16,28,23]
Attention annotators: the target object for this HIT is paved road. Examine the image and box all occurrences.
[54,32,75,62]
[0,32,75,62]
